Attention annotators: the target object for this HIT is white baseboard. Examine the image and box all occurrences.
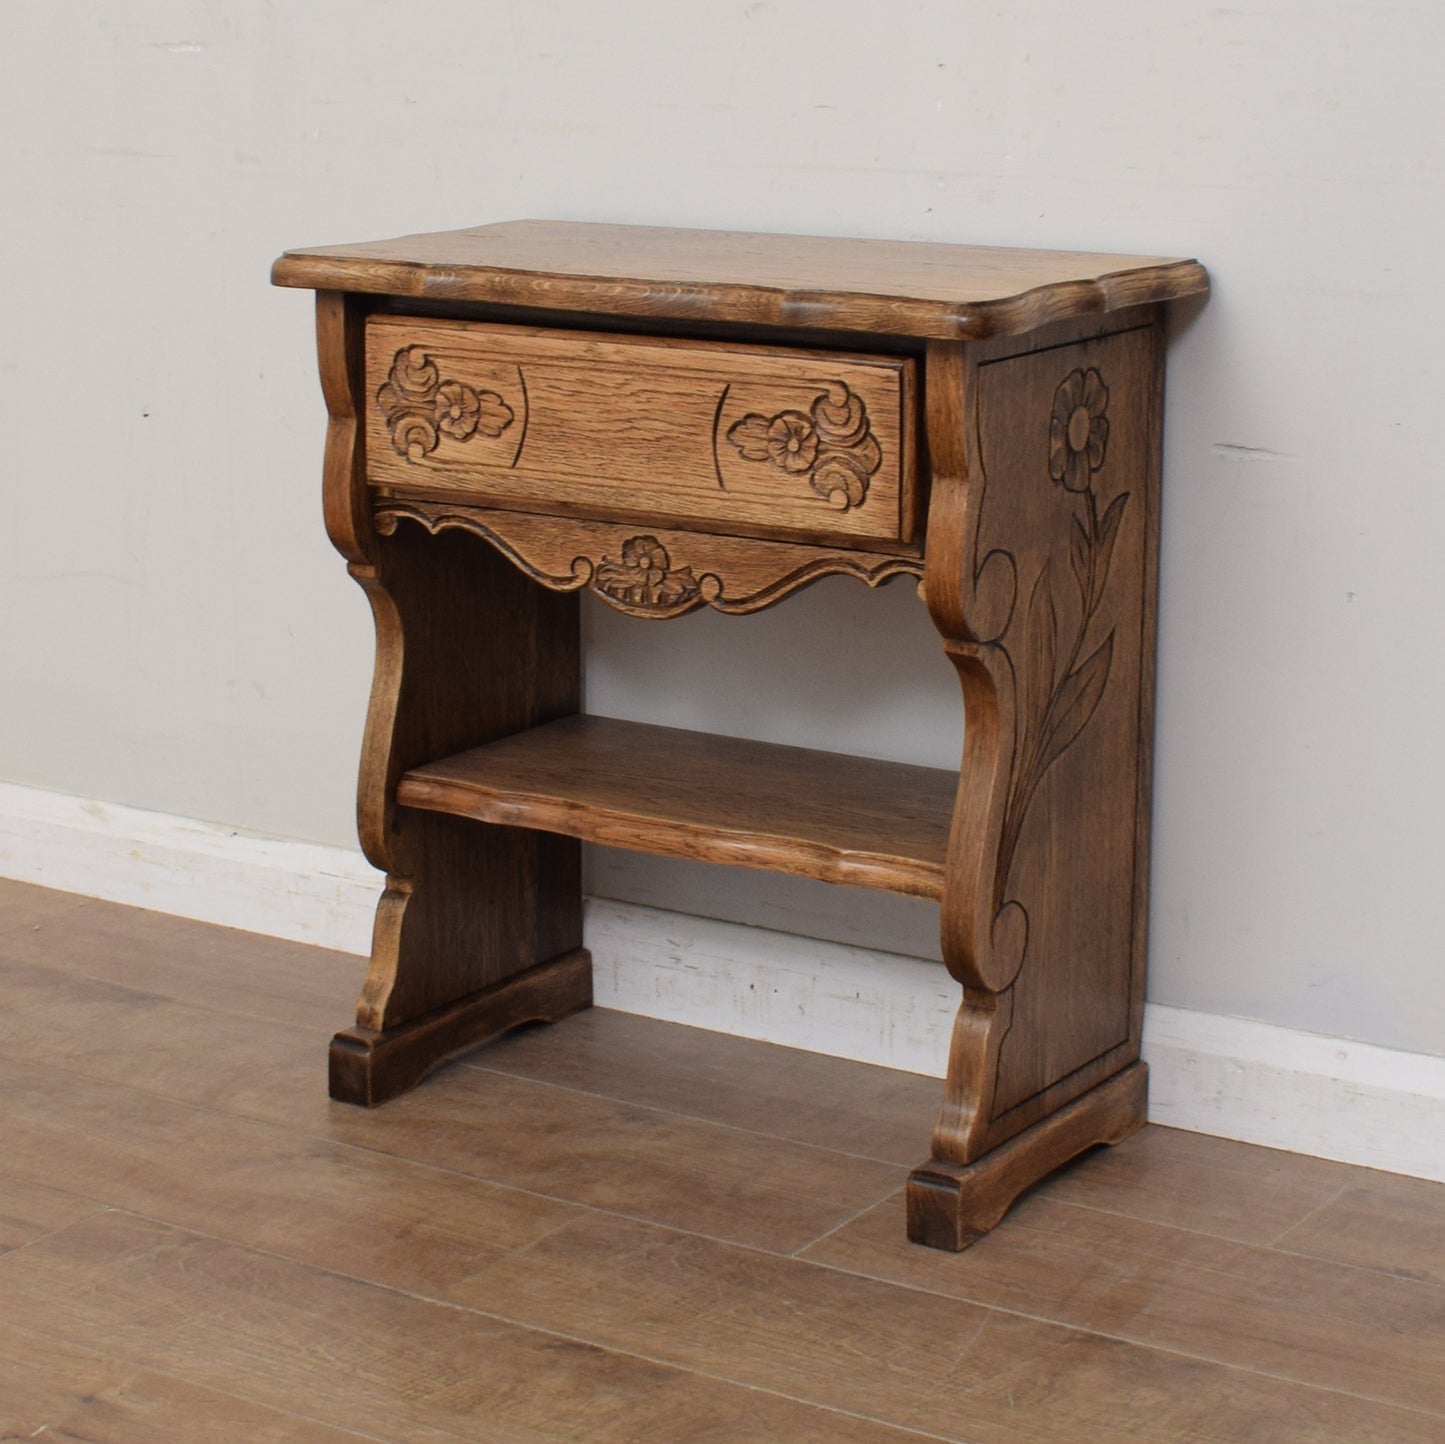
[2,779,1442,1183]
[0,782,381,955]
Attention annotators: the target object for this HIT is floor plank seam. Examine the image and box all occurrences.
[0,1062,878,1265]
[251,1120,886,1257]
[1030,1190,1335,1250]
[466,1057,928,1168]
[57,1206,965,1444]
[7,889,1445,1438]
[0,1026,913,1258]
[0,1310,402,1444]
[1043,1193,1445,1293]
[0,1202,115,1264]
[1262,1180,1352,1249]
[789,1184,910,1258]
[789,1253,1445,1422]
[1,950,350,1037]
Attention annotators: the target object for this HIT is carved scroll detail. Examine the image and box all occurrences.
[376,346,515,462]
[594,537,701,610]
[373,501,923,619]
[724,382,882,510]
[999,368,1125,881]
[923,353,1132,1168]
[936,360,1130,979]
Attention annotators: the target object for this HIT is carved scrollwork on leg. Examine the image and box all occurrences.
[925,343,1132,1164]
[935,359,1123,992]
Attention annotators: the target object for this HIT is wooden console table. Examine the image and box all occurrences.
[272,222,1207,1250]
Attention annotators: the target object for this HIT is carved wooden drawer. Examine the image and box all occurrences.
[364,315,917,545]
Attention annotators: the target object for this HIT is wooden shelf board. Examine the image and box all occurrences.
[397,715,955,900]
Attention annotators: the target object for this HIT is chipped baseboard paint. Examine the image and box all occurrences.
[2,779,1441,1183]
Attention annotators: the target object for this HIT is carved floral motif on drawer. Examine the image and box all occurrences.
[364,316,915,545]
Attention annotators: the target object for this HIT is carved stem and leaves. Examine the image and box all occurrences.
[724,381,882,510]
[998,368,1127,885]
[376,346,515,461]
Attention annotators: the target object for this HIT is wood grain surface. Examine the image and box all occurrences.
[0,1319,372,1443]
[906,1062,1147,1250]
[317,291,595,1108]
[398,714,957,899]
[3,883,1442,1443]
[365,315,915,543]
[283,229,1200,1250]
[374,499,924,619]
[274,220,1209,340]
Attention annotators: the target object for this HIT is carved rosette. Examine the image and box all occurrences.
[998,367,1126,883]
[594,536,701,610]
[724,382,882,510]
[376,346,515,461]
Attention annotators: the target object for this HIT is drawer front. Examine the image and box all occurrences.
[364,316,916,544]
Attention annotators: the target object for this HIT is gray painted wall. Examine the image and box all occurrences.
[3,1,1442,1057]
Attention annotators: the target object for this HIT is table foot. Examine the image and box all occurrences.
[328,947,592,1107]
[905,1061,1147,1251]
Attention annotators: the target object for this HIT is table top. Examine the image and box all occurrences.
[272,220,1207,341]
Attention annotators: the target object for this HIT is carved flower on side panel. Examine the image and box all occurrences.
[594,535,700,609]
[998,364,1126,886]
[724,381,882,510]
[1048,367,1109,492]
[376,346,515,461]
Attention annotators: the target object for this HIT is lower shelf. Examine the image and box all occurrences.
[398,714,956,899]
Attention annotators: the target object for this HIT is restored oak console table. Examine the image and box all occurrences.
[272,222,1207,1249]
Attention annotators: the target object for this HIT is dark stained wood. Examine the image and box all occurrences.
[320,278,590,1097]
[969,323,1160,1138]
[274,220,1209,341]
[280,226,1199,1249]
[400,714,956,899]
[365,314,916,545]
[908,313,1165,1239]
[907,1061,1147,1249]
[330,946,592,1105]
[375,500,925,618]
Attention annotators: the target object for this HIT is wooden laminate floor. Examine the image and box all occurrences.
[1,879,1442,1442]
